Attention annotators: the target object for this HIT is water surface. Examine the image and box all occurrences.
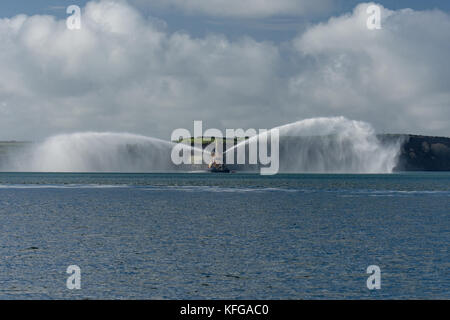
[0,172,448,299]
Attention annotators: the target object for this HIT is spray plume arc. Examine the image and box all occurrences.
[1,117,402,173]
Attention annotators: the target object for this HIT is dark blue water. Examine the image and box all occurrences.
[0,172,448,299]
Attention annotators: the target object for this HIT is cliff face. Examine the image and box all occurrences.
[381,134,450,171]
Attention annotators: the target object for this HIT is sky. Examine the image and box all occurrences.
[0,0,449,140]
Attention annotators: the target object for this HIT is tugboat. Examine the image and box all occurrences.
[208,160,230,173]
[208,141,230,173]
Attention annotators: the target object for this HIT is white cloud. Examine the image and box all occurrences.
[0,1,449,141]
[0,0,281,140]
[290,3,450,135]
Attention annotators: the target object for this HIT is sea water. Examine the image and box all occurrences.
[0,172,448,299]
